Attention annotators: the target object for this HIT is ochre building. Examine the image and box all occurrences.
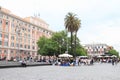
[0,7,53,60]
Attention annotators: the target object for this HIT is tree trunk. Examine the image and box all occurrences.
[71,32,73,55]
[75,32,77,57]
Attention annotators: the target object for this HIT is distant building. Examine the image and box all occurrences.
[83,43,112,57]
[0,7,53,60]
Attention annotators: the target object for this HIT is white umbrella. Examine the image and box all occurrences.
[79,56,88,58]
[104,55,110,58]
[97,55,102,58]
[59,53,73,57]
[111,55,117,57]
[79,56,88,59]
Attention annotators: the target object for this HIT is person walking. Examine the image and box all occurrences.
[112,58,115,65]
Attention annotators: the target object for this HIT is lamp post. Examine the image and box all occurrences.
[15,27,21,61]
[72,42,75,57]
[74,39,77,58]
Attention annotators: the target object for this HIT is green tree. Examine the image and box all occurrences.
[51,30,67,56]
[64,12,81,57]
[37,36,46,55]
[76,46,87,56]
[108,49,119,57]
[37,30,87,56]
[37,36,57,56]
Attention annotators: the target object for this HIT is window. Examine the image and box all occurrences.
[25,23,27,26]
[28,40,30,43]
[17,20,19,23]
[33,26,35,29]
[37,27,39,30]
[0,50,2,53]
[32,41,35,44]
[39,28,41,31]
[16,43,19,47]
[7,16,9,19]
[19,23,21,26]
[6,21,9,25]
[20,44,23,48]
[11,50,13,53]
[32,41,35,45]
[32,46,35,49]
[102,46,103,48]
[0,41,2,45]
[4,50,7,53]
[28,29,30,32]
[43,30,45,32]
[4,34,8,39]
[12,23,14,27]
[11,43,14,47]
[24,45,27,48]
[47,31,48,34]
[16,37,18,41]
[0,33,2,38]
[0,19,2,25]
[12,19,14,22]
[28,45,30,49]
[24,28,26,31]
[11,36,14,40]
[28,34,30,38]
[29,25,31,28]
[4,41,8,46]
[22,28,24,31]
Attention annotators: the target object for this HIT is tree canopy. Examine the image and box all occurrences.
[64,12,81,56]
[37,30,87,56]
[107,49,119,57]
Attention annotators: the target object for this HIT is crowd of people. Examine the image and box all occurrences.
[1,55,119,66]
[53,58,94,66]
[36,56,120,66]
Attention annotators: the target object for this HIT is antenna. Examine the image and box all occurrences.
[38,13,40,18]
[34,13,35,17]
[34,13,37,17]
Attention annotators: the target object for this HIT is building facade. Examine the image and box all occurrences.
[0,7,53,60]
[83,43,112,57]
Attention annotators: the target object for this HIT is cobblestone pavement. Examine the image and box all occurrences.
[0,63,120,80]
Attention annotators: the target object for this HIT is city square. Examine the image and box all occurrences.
[0,0,120,80]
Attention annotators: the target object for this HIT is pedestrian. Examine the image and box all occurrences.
[112,58,115,65]
[21,59,27,67]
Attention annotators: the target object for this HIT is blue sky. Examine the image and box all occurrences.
[0,0,120,53]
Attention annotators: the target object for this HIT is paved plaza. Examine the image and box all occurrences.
[0,63,120,80]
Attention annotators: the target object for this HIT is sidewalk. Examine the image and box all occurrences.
[0,61,52,68]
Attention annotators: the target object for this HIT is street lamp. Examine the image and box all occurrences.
[72,42,75,57]
[15,26,21,61]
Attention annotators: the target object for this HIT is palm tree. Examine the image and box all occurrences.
[74,18,81,57]
[64,12,81,56]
